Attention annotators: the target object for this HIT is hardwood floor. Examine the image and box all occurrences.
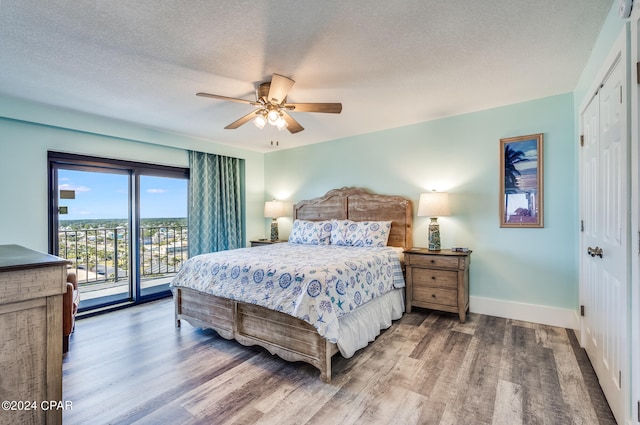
[63,298,616,425]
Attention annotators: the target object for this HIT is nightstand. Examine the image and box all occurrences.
[250,239,286,247]
[404,248,471,323]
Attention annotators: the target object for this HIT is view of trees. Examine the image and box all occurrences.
[59,218,188,285]
[503,144,526,193]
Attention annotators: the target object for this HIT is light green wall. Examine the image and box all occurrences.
[265,93,577,309]
[0,95,266,252]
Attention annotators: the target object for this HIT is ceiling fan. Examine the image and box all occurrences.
[196,73,342,134]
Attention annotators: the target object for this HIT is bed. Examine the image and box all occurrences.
[172,187,413,382]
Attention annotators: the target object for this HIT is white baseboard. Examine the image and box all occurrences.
[470,296,580,330]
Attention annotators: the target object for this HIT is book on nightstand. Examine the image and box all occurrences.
[451,247,469,252]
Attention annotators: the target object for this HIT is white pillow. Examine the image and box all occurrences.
[316,220,332,245]
[330,219,360,246]
[355,221,392,247]
[288,220,332,245]
[330,220,392,247]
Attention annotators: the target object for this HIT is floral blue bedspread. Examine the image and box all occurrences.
[170,243,405,343]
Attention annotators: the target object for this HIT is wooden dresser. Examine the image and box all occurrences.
[0,245,68,425]
[404,248,471,323]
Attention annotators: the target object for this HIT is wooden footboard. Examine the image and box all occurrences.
[174,287,339,382]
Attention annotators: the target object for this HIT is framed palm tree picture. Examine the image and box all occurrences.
[500,133,544,228]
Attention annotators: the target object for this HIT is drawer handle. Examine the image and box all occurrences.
[431,294,436,298]
[430,260,435,263]
[431,276,436,280]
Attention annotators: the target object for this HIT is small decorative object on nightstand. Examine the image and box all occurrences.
[264,200,286,241]
[404,248,471,323]
[417,191,451,251]
[250,239,286,247]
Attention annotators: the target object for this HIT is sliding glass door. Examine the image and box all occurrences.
[49,152,189,312]
[139,175,188,298]
[56,167,132,309]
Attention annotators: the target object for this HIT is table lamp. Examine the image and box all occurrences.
[417,191,451,251]
[264,200,286,241]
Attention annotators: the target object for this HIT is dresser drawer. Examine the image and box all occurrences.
[406,254,459,269]
[412,286,457,307]
[411,268,457,289]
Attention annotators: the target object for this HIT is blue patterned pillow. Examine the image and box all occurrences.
[330,220,361,246]
[316,220,332,245]
[288,220,318,244]
[288,220,332,245]
[330,220,392,246]
[355,221,392,247]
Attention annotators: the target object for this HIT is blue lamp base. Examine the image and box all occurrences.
[270,219,279,241]
[428,217,441,251]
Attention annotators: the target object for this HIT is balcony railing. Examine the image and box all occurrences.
[58,225,188,286]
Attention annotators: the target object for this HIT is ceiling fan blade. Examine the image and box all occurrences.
[281,110,304,134]
[196,92,257,105]
[224,110,259,129]
[283,103,342,114]
[268,74,295,104]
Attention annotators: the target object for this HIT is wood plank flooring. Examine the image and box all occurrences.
[62,298,616,425]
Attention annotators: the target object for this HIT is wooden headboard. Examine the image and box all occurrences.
[293,187,413,249]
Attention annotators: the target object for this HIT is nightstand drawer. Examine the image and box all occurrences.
[407,254,459,269]
[413,286,457,307]
[412,268,457,289]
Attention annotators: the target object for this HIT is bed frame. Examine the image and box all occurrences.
[174,187,413,382]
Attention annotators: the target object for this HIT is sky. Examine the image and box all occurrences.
[58,169,188,220]
[506,138,538,172]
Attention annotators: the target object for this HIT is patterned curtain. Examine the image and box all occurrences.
[188,151,243,256]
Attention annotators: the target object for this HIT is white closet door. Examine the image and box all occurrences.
[580,54,628,425]
[630,7,640,424]
[581,87,600,374]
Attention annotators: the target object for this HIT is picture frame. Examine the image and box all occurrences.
[499,133,544,228]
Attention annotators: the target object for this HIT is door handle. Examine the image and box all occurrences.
[587,246,603,258]
[594,247,603,258]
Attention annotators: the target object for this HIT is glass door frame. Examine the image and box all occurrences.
[48,151,189,313]
[135,171,190,300]
[51,163,134,309]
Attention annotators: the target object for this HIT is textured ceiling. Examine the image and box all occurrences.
[0,0,613,152]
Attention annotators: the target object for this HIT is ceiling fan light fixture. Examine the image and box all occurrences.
[267,109,280,125]
[276,117,288,131]
[253,113,266,129]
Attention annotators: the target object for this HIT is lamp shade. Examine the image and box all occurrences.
[264,200,286,218]
[253,114,266,129]
[418,192,451,217]
[267,109,280,124]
